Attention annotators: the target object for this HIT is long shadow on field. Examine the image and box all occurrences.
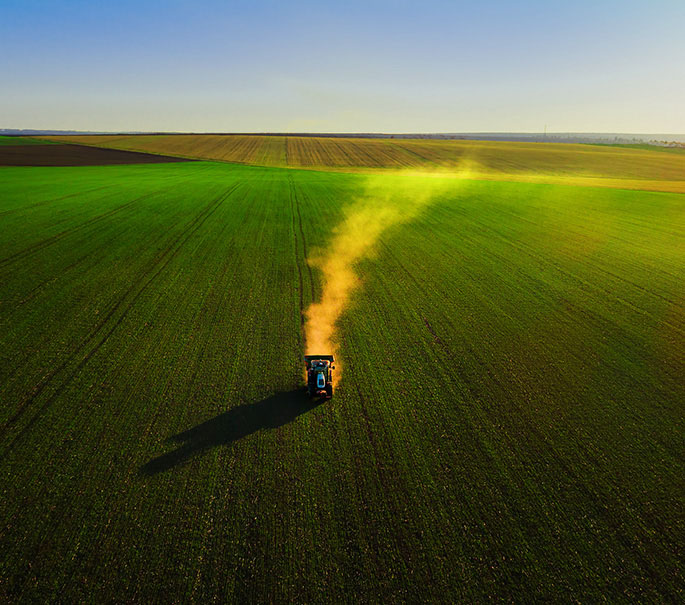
[140,389,321,476]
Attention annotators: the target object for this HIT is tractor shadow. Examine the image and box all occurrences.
[140,389,322,476]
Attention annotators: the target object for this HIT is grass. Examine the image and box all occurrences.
[0,159,683,602]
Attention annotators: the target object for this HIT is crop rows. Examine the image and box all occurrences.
[42,134,685,192]
[0,160,683,601]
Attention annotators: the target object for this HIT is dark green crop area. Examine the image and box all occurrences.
[0,135,60,145]
[0,161,683,602]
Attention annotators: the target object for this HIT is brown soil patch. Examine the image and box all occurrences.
[0,144,194,166]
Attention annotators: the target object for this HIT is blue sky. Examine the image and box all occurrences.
[2,0,684,132]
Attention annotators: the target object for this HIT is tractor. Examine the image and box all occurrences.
[304,354,335,399]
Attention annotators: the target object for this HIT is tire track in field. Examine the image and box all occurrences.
[0,184,115,218]
[451,204,684,334]
[398,263,675,585]
[465,209,683,313]
[8,228,130,308]
[423,313,671,588]
[288,177,305,328]
[0,190,159,270]
[137,196,256,443]
[16,250,94,306]
[0,165,220,268]
[353,383,416,577]
[288,176,316,319]
[0,184,241,451]
[3,198,248,596]
[1,183,238,446]
[383,240,671,590]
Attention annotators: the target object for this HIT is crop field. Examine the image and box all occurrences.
[0,136,60,146]
[44,134,685,193]
[0,143,195,167]
[1,147,683,601]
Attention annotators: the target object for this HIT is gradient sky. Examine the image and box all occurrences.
[2,0,684,132]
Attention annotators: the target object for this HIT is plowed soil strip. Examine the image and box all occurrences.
[0,144,195,166]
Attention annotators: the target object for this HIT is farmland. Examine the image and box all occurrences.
[0,143,194,166]
[1,146,684,602]
[43,134,685,193]
[0,135,59,146]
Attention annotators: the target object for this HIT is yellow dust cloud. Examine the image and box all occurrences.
[303,163,476,383]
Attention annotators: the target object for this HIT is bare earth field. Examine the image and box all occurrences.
[0,143,194,166]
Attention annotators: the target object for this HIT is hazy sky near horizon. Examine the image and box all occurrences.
[2,0,684,133]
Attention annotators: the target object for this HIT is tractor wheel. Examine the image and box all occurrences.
[325,384,333,399]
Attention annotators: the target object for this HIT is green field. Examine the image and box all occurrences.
[0,135,59,146]
[1,158,683,601]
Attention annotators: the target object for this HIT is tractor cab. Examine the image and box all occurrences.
[304,354,335,399]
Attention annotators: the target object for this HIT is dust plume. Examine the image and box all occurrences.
[303,164,475,382]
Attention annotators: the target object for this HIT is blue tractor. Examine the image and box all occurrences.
[304,354,335,399]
